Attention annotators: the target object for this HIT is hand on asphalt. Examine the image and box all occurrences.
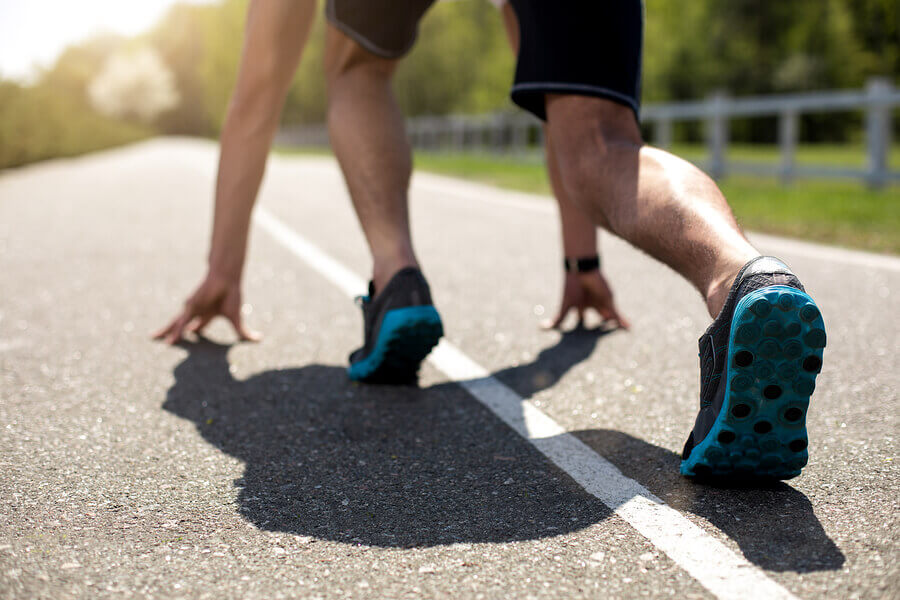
[153,272,261,344]
[543,270,630,331]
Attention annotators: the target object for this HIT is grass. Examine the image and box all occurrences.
[275,145,900,255]
[669,143,900,169]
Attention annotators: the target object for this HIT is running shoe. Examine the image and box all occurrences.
[348,267,443,384]
[681,256,826,480]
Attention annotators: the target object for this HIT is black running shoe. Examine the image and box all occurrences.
[348,267,443,384]
[681,256,826,480]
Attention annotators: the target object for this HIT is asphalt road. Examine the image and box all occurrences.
[1,139,897,599]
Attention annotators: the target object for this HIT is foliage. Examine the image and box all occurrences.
[1,0,897,168]
[147,0,900,137]
[0,79,150,169]
[88,48,180,122]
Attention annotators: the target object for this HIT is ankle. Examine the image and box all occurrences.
[372,256,419,296]
[705,261,748,318]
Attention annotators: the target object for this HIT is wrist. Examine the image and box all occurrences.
[207,252,244,282]
[563,254,601,274]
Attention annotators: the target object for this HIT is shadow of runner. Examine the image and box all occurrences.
[566,430,845,573]
[480,328,844,573]
[162,329,844,572]
[162,333,611,548]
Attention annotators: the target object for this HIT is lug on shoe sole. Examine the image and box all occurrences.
[681,286,825,480]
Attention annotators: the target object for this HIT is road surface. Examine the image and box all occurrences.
[1,139,897,599]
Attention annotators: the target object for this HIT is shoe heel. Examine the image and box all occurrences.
[348,306,443,383]
[682,286,825,480]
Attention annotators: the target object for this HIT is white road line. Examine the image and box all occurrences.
[412,171,900,273]
[254,205,799,600]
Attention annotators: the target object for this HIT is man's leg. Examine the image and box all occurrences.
[323,27,417,294]
[545,95,826,480]
[322,24,442,384]
[544,96,759,318]
[509,0,824,480]
[498,1,627,329]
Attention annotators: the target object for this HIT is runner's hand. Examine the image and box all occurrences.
[543,271,630,331]
[153,272,261,344]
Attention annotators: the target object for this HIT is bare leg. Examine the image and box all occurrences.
[545,95,759,317]
[324,28,417,294]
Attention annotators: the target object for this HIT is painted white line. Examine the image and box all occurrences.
[254,205,799,600]
[412,171,900,273]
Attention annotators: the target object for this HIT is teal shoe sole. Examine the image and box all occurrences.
[681,285,826,480]
[347,306,443,384]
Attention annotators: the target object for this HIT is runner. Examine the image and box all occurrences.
[156,0,826,480]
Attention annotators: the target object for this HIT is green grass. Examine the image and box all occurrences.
[720,178,899,254]
[276,145,900,255]
[669,143,900,169]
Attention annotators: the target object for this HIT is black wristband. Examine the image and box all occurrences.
[564,255,601,273]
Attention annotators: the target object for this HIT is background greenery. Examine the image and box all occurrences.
[408,150,900,255]
[1,0,897,251]
[3,0,897,146]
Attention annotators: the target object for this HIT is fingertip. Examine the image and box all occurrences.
[239,328,262,342]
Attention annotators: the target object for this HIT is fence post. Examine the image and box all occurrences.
[511,116,528,154]
[778,110,798,183]
[706,91,729,179]
[656,113,673,149]
[865,77,892,189]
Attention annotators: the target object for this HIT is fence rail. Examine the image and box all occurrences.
[277,77,899,188]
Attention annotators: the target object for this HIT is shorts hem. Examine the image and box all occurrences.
[511,82,640,122]
[325,5,415,59]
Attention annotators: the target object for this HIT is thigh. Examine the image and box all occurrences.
[325,0,436,59]
[509,0,643,122]
[323,24,400,82]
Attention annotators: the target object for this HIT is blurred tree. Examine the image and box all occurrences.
[88,48,180,122]
[3,0,897,169]
[149,2,219,134]
[0,79,149,169]
[393,0,514,116]
[281,11,328,126]
[40,34,128,103]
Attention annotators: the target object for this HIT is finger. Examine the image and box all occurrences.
[165,311,194,345]
[597,303,631,331]
[542,303,572,330]
[152,321,174,340]
[152,316,180,340]
[189,314,214,334]
[226,312,262,342]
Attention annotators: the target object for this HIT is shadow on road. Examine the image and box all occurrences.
[162,329,843,571]
[570,430,845,573]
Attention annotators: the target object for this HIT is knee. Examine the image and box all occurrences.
[324,28,397,94]
[548,95,641,155]
[547,95,642,187]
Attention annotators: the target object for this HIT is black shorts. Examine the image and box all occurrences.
[326,0,643,121]
[326,0,436,59]
[508,0,643,121]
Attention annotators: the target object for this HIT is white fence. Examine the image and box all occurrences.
[277,77,899,188]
